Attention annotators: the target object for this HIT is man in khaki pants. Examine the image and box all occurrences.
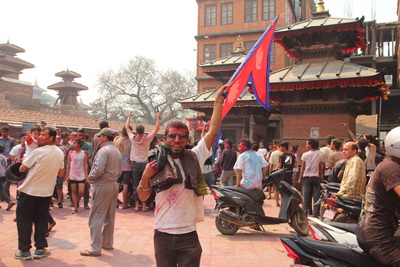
[80,128,122,257]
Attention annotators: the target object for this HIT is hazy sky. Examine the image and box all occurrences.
[1,0,397,104]
[0,0,198,103]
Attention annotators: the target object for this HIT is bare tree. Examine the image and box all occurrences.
[90,56,195,124]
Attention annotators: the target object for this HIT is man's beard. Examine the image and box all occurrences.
[164,143,184,158]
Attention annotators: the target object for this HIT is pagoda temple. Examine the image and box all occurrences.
[48,69,88,116]
[179,1,388,150]
[0,41,38,110]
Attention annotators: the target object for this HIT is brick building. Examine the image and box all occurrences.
[195,0,316,93]
[181,0,390,154]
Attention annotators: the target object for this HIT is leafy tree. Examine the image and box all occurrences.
[89,56,196,124]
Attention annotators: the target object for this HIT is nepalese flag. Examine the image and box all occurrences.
[221,16,279,119]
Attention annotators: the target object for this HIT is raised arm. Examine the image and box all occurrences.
[125,112,133,135]
[203,85,228,150]
[341,123,357,142]
[147,112,161,141]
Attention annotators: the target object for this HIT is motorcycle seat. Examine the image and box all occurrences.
[338,196,362,206]
[298,235,376,266]
[325,221,357,234]
[224,186,266,202]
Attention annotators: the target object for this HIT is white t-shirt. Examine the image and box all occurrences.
[18,145,64,197]
[319,146,332,176]
[128,132,153,162]
[9,144,21,157]
[234,150,268,189]
[154,138,212,234]
[257,147,268,159]
[301,150,323,178]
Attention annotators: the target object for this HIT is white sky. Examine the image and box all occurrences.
[0,0,397,104]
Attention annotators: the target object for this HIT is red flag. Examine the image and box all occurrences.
[221,16,279,119]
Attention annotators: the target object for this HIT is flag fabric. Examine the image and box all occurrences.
[221,16,279,119]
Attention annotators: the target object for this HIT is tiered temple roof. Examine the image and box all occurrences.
[48,69,88,106]
[0,41,34,77]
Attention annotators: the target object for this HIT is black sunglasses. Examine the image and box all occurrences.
[167,133,188,139]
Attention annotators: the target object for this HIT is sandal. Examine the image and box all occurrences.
[142,206,150,212]
[80,250,101,257]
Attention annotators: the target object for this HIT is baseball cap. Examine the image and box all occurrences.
[96,128,117,137]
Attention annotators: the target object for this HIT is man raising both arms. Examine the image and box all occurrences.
[125,111,161,211]
[137,85,226,267]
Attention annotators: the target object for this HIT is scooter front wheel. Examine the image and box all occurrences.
[215,217,239,235]
[290,210,309,237]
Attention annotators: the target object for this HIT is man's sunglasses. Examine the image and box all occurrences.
[167,133,188,139]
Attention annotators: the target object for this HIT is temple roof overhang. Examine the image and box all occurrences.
[55,70,82,79]
[199,51,247,79]
[178,88,277,113]
[270,60,387,98]
[181,59,388,111]
[48,81,88,91]
[274,16,366,58]
[0,63,16,76]
[0,43,25,56]
[0,56,35,70]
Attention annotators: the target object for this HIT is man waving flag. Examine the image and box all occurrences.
[221,16,279,119]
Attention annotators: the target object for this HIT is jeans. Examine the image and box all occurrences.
[301,177,320,216]
[2,179,10,198]
[131,162,147,201]
[203,172,214,191]
[154,230,202,267]
[16,192,51,251]
[0,177,11,203]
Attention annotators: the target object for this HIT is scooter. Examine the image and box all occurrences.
[308,217,362,252]
[210,167,309,236]
[320,196,361,223]
[280,232,382,267]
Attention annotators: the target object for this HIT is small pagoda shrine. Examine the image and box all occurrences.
[48,69,88,116]
[179,0,388,147]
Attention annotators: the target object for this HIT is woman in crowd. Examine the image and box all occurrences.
[66,138,88,214]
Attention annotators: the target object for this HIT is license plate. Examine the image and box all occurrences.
[323,209,337,220]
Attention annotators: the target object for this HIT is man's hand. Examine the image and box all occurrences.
[215,84,229,104]
[156,112,161,121]
[144,160,158,178]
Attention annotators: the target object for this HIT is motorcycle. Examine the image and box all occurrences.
[314,181,340,215]
[308,217,362,252]
[210,167,309,236]
[320,196,361,223]
[280,231,383,267]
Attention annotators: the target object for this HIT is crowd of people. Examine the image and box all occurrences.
[1,92,399,265]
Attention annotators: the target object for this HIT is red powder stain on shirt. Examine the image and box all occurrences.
[166,191,179,206]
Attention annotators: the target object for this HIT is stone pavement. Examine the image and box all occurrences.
[0,184,294,267]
